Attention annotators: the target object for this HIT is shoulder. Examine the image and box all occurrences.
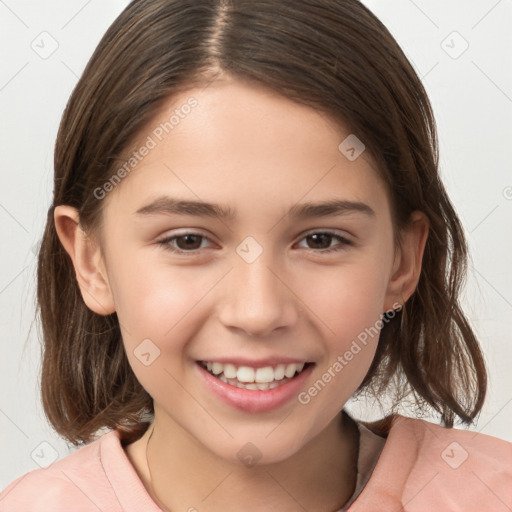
[387,414,512,471]
[0,430,123,511]
[351,414,512,512]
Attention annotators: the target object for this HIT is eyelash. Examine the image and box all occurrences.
[157,230,352,255]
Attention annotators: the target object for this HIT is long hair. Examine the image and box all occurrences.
[37,0,486,446]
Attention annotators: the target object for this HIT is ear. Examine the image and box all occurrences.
[384,211,429,311]
[54,205,116,315]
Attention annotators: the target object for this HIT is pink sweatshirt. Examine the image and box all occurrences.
[1,414,511,511]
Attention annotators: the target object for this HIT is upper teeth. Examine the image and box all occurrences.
[204,362,305,383]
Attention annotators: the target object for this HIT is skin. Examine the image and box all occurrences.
[55,75,429,512]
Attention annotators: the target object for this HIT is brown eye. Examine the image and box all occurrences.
[158,232,212,254]
[297,231,352,253]
[305,233,333,249]
[174,234,203,250]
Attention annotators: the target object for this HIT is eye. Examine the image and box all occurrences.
[157,232,213,254]
[157,230,352,256]
[296,231,352,253]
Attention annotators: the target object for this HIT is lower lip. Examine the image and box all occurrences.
[196,362,315,413]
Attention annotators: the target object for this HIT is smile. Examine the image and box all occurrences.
[198,361,313,391]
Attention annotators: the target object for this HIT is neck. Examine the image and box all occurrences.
[131,409,359,512]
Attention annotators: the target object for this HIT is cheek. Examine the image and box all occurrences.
[295,257,390,339]
[111,260,218,399]
[296,268,384,429]
[110,254,219,338]
[292,256,389,407]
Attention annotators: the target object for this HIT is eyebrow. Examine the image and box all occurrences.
[134,196,375,220]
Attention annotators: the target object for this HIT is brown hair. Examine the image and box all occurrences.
[37,0,486,446]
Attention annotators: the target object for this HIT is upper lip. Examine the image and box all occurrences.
[197,358,313,368]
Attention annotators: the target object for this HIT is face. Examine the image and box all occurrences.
[90,77,405,464]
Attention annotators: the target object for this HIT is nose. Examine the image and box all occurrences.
[216,251,300,338]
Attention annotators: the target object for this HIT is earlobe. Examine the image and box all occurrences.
[384,211,429,311]
[53,205,116,316]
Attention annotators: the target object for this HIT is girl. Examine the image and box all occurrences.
[1,0,511,510]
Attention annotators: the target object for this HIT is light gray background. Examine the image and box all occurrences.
[1,0,511,489]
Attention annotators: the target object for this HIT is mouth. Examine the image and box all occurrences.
[197,360,314,391]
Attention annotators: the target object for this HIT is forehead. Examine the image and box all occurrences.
[104,78,389,220]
